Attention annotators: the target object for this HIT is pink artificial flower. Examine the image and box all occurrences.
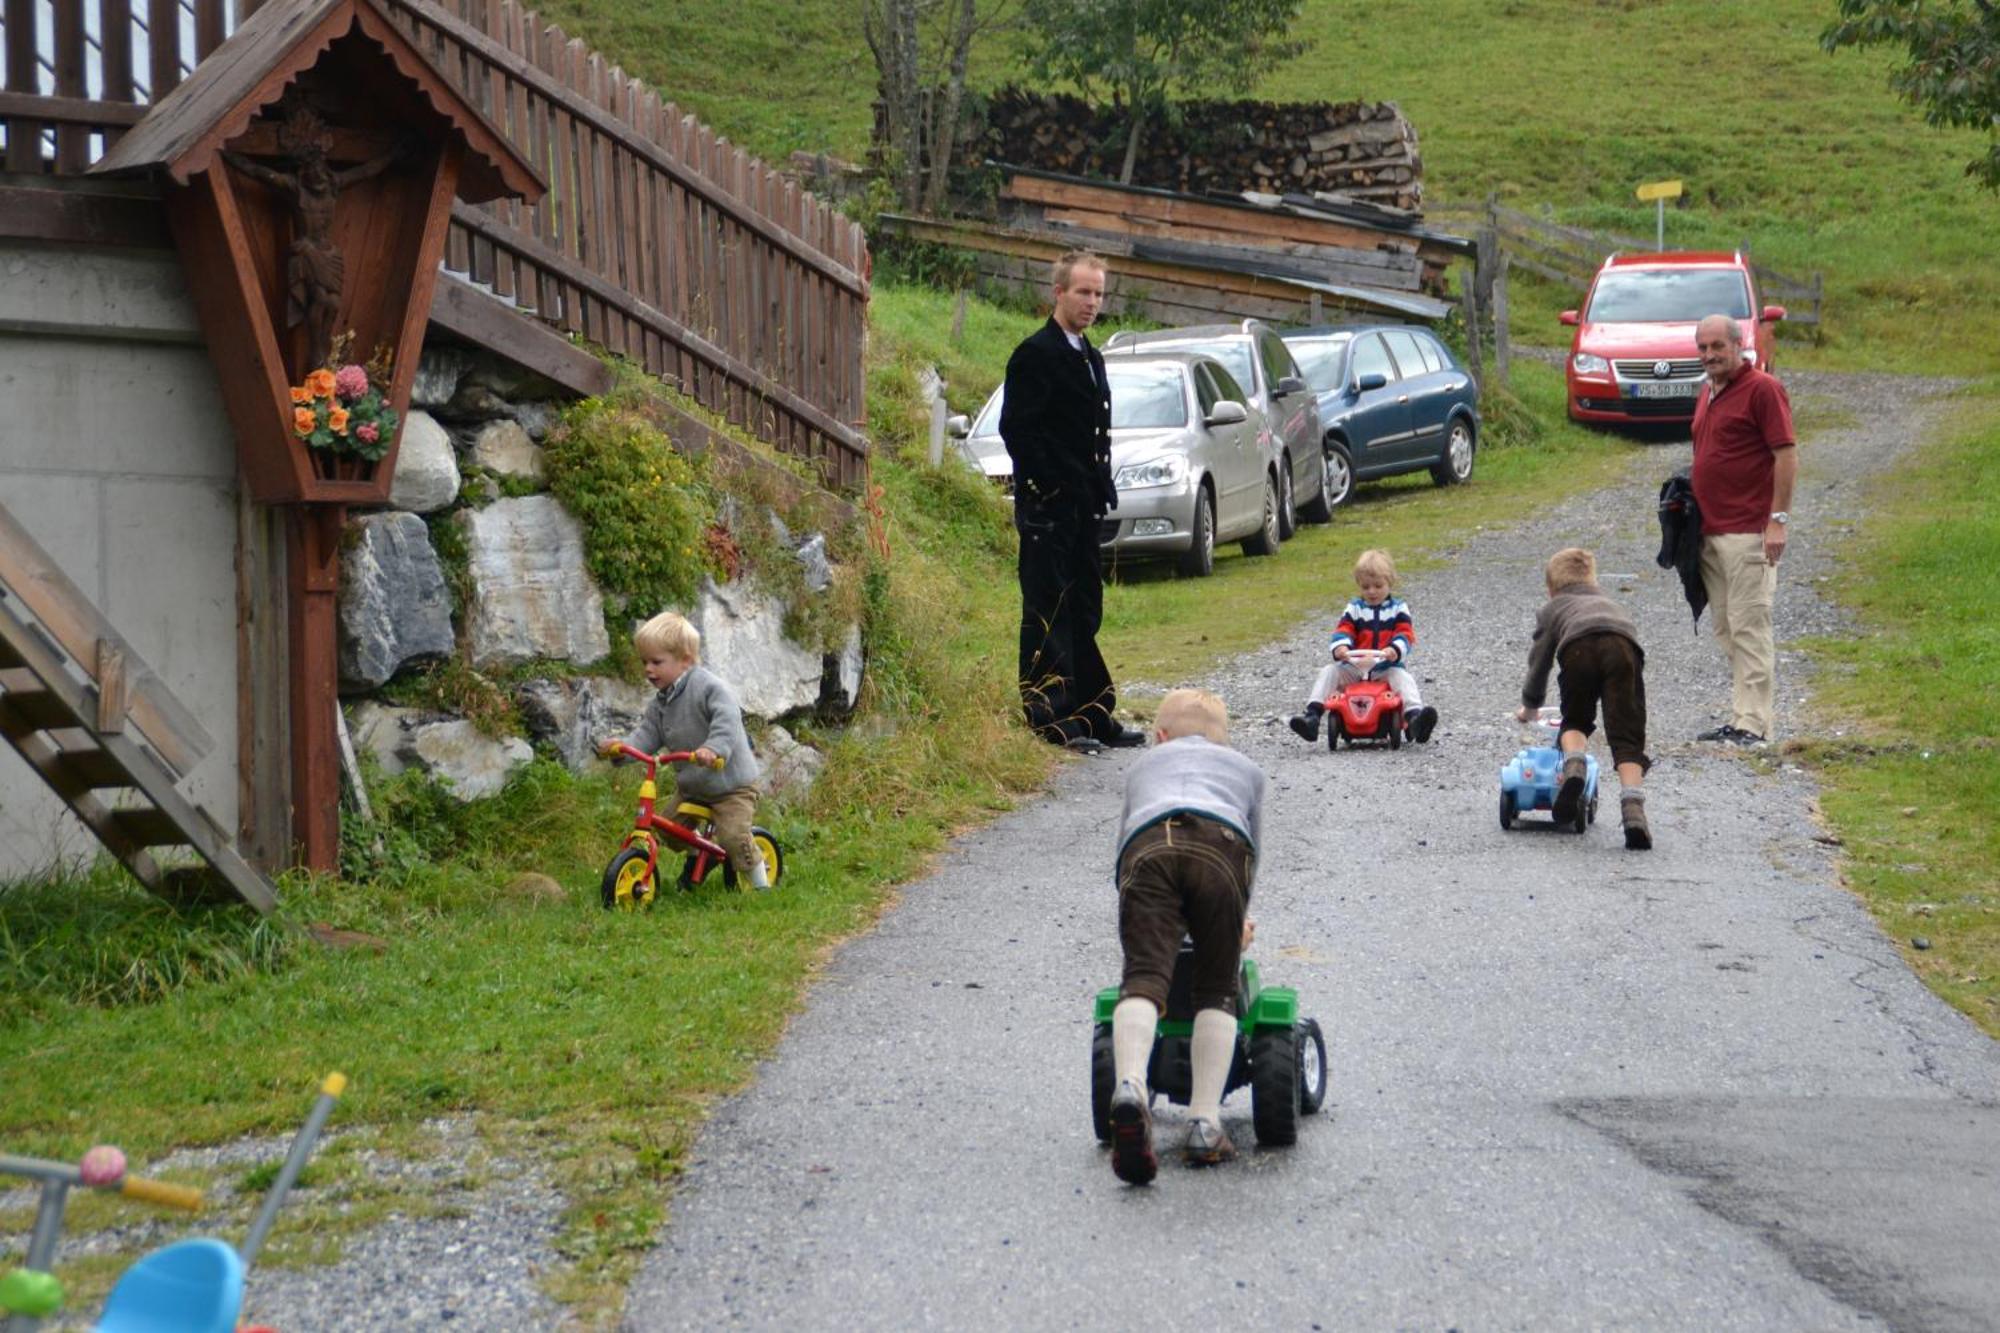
[356,423,381,445]
[333,364,370,401]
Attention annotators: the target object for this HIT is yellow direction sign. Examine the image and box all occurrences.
[1635,179,1684,202]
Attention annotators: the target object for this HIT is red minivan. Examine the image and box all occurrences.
[1561,252,1786,424]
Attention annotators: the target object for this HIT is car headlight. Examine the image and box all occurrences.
[1571,353,1610,376]
[1114,455,1188,489]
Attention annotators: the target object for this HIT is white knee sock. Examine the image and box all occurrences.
[1112,998,1158,1090]
[1188,1008,1237,1125]
[747,855,770,889]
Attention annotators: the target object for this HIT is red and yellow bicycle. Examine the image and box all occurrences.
[599,743,784,909]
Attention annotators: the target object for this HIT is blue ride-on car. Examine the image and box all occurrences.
[1499,710,1600,833]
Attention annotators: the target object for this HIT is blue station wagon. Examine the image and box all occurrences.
[1280,324,1481,508]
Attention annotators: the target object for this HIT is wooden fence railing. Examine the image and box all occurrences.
[0,0,870,487]
[1429,198,1823,333]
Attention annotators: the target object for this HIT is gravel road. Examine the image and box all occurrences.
[623,369,2000,1332]
[190,370,2000,1332]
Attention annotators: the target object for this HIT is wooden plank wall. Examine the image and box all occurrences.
[0,0,870,487]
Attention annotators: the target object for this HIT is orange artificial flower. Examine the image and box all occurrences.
[293,406,316,437]
[305,368,337,400]
[290,385,312,404]
[328,406,350,435]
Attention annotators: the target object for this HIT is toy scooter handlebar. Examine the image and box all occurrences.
[120,1175,205,1210]
[602,742,725,771]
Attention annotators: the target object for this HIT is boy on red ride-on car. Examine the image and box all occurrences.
[1289,549,1439,745]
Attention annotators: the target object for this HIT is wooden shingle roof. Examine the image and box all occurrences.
[93,0,541,204]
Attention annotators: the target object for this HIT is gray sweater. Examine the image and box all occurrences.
[1116,735,1265,861]
[1520,582,1644,708]
[623,665,761,800]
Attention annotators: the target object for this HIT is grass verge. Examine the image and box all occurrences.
[1795,378,2000,1039]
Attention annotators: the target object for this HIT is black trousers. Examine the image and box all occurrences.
[1557,631,1651,772]
[1016,497,1115,743]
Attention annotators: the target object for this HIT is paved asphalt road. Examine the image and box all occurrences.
[626,372,2000,1332]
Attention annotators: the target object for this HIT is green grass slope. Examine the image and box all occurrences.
[539,0,1996,374]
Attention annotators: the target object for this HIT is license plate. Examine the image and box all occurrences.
[1629,381,1698,399]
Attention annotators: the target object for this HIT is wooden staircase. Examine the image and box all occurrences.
[0,504,276,913]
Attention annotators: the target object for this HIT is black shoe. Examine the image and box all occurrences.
[1102,724,1147,749]
[1551,754,1588,824]
[1109,1080,1157,1185]
[1288,711,1321,742]
[1697,724,1739,743]
[1407,706,1438,744]
[1727,729,1768,748]
[1063,734,1105,755]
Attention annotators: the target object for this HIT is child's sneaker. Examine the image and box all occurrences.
[1407,705,1438,744]
[1622,794,1652,851]
[1287,702,1324,743]
[1182,1117,1237,1167]
[1551,754,1588,824]
[1108,1079,1157,1185]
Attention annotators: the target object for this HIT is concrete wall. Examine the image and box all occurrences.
[0,239,245,879]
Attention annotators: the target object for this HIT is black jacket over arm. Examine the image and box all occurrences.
[999,318,1116,516]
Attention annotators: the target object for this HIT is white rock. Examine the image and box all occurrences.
[516,675,657,771]
[460,497,610,669]
[469,419,546,482]
[828,623,864,714]
[407,720,534,801]
[692,578,825,719]
[338,513,454,690]
[759,723,824,803]
[346,701,423,776]
[388,411,461,514]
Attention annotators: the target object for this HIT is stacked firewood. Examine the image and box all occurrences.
[954,89,1424,211]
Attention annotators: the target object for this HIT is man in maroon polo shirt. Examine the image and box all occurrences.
[1689,313,1797,745]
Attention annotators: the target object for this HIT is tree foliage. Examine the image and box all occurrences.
[1018,0,1309,183]
[1823,0,2000,192]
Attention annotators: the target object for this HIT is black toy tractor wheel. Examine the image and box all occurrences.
[1250,1029,1300,1145]
[1388,712,1403,750]
[1090,1024,1116,1144]
[1499,790,1517,830]
[1573,796,1590,834]
[721,826,785,890]
[1327,718,1344,751]
[1296,1018,1328,1115]
[601,848,655,911]
[1585,794,1599,828]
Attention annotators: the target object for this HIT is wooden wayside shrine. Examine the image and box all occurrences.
[90,0,542,872]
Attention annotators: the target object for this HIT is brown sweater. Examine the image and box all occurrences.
[1521,582,1643,708]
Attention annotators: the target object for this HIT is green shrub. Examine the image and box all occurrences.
[543,399,711,619]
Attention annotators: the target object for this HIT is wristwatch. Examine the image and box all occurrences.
[1770,511,1789,525]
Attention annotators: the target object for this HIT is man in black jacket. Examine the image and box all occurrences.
[1000,251,1144,752]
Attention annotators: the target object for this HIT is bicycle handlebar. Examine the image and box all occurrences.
[0,1152,203,1211]
[603,742,725,771]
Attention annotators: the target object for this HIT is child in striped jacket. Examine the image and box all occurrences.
[1288,548,1439,744]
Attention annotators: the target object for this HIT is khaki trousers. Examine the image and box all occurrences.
[679,784,761,881]
[1699,532,1778,739]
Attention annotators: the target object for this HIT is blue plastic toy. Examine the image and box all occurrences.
[1499,708,1599,833]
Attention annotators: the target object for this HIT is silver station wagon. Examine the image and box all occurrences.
[950,352,1279,577]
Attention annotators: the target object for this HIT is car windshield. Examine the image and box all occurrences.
[968,364,1188,435]
[1105,364,1187,428]
[1586,269,1751,322]
[1286,336,1352,393]
[1127,339,1255,393]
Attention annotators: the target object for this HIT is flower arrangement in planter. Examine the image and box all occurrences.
[291,335,400,475]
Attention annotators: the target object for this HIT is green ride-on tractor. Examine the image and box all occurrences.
[1090,940,1328,1147]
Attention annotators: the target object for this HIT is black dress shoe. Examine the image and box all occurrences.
[1102,725,1147,748]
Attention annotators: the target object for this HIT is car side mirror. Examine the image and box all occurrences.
[1354,372,1388,393]
[1761,304,1787,323]
[1559,310,1580,326]
[946,414,970,438]
[1274,374,1307,397]
[1204,401,1249,427]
